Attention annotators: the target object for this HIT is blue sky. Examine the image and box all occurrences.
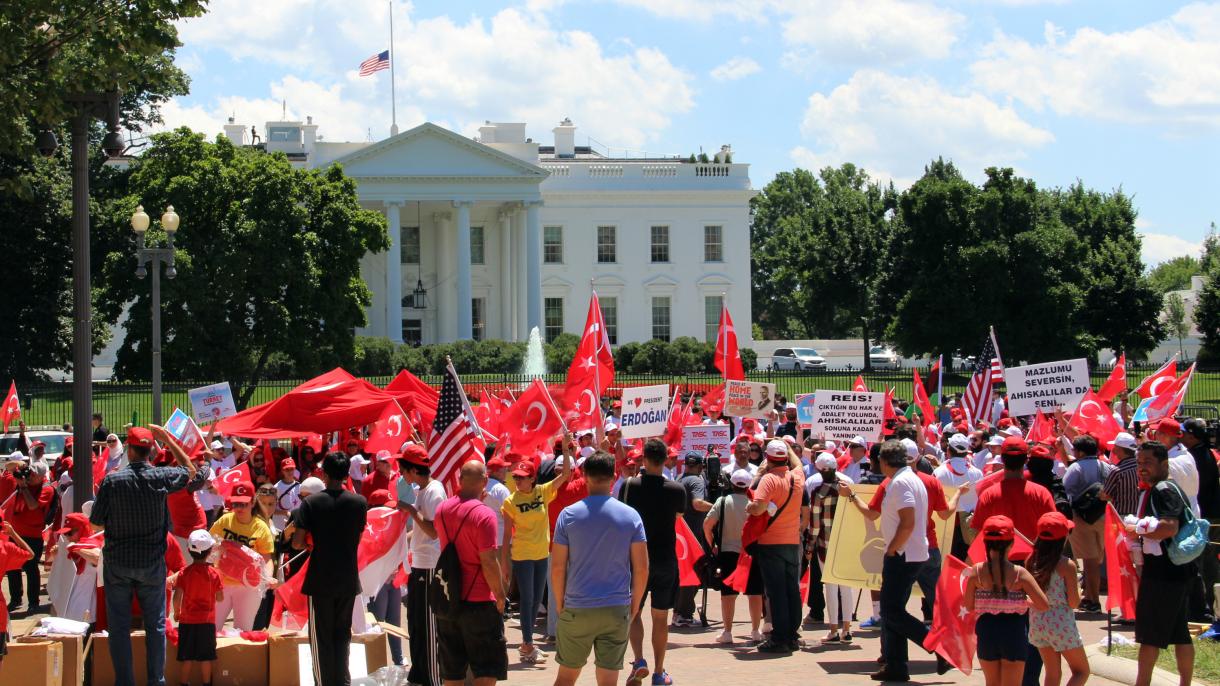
[160,0,1220,266]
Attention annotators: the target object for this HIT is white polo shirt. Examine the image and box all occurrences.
[881,466,929,562]
[933,458,983,513]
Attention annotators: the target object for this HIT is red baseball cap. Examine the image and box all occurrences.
[30,441,46,451]
[1028,444,1053,461]
[981,515,1015,542]
[229,481,255,504]
[127,427,154,447]
[281,458,297,470]
[55,512,92,538]
[398,444,429,468]
[486,456,508,470]
[1036,511,1074,541]
[368,489,394,507]
[999,436,1029,457]
[511,461,537,479]
[1154,417,1183,437]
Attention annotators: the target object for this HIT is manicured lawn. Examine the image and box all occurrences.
[1112,639,1220,684]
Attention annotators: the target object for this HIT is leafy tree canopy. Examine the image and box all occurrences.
[1148,256,1201,294]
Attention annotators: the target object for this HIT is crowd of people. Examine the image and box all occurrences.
[0,390,1212,686]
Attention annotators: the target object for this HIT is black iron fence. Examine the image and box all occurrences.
[13,364,1220,430]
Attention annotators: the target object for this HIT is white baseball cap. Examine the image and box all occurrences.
[848,436,867,448]
[604,421,620,432]
[299,476,326,497]
[210,440,224,451]
[814,452,838,470]
[824,441,837,452]
[900,438,919,459]
[987,435,1005,446]
[948,434,971,452]
[188,530,215,554]
[1112,432,1137,451]
[765,439,789,460]
[375,449,394,462]
[1004,426,1023,438]
[730,469,754,487]
[579,446,595,459]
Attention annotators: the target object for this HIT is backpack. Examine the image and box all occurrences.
[1149,480,1209,566]
[1068,459,1111,524]
[429,508,472,619]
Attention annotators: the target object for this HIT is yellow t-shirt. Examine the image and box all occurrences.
[501,480,559,561]
[209,512,275,585]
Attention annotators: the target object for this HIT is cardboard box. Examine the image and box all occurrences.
[92,631,268,686]
[0,639,63,685]
[18,634,86,686]
[269,630,391,686]
[352,632,389,674]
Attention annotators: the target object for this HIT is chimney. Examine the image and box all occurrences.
[478,121,497,144]
[302,115,318,154]
[714,144,732,163]
[223,117,246,146]
[553,118,576,158]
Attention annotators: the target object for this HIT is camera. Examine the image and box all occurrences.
[13,466,31,481]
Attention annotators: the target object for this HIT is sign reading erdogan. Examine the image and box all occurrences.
[1004,358,1091,416]
[619,384,671,439]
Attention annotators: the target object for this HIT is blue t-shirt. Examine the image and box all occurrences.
[553,495,647,609]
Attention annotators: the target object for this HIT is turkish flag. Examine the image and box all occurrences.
[1026,409,1055,444]
[386,369,439,432]
[700,383,726,415]
[912,369,936,423]
[215,539,267,588]
[1147,362,1195,423]
[722,550,753,594]
[922,555,978,675]
[502,379,565,452]
[358,507,410,595]
[675,518,705,587]
[93,449,110,490]
[1098,353,1127,403]
[663,392,697,447]
[882,387,896,431]
[1069,389,1123,446]
[472,390,505,440]
[563,293,615,431]
[216,461,252,499]
[363,401,413,455]
[853,375,869,392]
[713,303,745,381]
[1104,504,1139,619]
[272,559,310,630]
[2,381,19,432]
[1134,356,1178,400]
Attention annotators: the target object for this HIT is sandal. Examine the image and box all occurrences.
[822,632,841,644]
[842,631,853,643]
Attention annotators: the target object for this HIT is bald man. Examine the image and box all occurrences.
[433,460,508,685]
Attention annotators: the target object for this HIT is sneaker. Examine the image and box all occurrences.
[651,671,674,685]
[842,631,853,643]
[671,616,694,628]
[750,629,764,643]
[870,667,910,682]
[756,639,792,654]
[860,616,882,629]
[519,646,547,664]
[626,658,649,686]
[716,630,734,644]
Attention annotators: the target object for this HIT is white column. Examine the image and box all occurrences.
[433,211,454,343]
[454,200,473,341]
[513,207,527,339]
[499,208,514,340]
[526,200,544,335]
[384,201,404,343]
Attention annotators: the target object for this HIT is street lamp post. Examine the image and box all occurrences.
[130,205,179,425]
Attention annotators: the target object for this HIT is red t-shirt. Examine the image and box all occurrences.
[547,473,588,537]
[361,470,395,499]
[0,537,33,632]
[867,472,949,549]
[971,478,1055,542]
[167,488,205,539]
[176,562,224,624]
[435,495,499,603]
[8,481,55,538]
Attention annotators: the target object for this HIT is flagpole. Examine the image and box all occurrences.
[388,0,398,136]
[936,353,943,399]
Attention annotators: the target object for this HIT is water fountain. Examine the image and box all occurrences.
[522,326,547,379]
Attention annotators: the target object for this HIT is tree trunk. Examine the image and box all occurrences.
[236,349,272,410]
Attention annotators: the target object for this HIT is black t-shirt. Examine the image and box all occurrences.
[93,425,109,443]
[1142,479,1194,581]
[619,473,686,567]
[537,458,559,485]
[296,488,368,596]
[1189,443,1220,519]
[775,421,799,439]
[679,473,708,535]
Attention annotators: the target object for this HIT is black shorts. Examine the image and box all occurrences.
[641,563,680,611]
[436,601,508,681]
[715,552,764,596]
[176,623,217,662]
[1136,572,1192,648]
[974,613,1028,662]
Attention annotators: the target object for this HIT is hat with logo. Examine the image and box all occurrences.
[188,530,216,553]
[683,451,704,466]
[730,469,754,487]
[368,489,395,508]
[1036,511,1074,541]
[127,427,154,447]
[511,461,537,479]
[764,439,789,461]
[981,515,1015,542]
[281,458,297,471]
[228,481,255,504]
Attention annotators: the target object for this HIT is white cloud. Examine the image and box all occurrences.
[710,57,761,81]
[971,3,1220,131]
[793,70,1054,186]
[1141,232,1202,265]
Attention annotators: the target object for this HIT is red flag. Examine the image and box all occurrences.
[912,369,936,423]
[1,381,19,432]
[929,356,942,397]
[700,383,726,415]
[363,401,413,455]
[882,387,896,432]
[502,379,565,452]
[93,449,111,489]
[1134,356,1178,400]
[922,555,978,675]
[1097,353,1127,403]
[216,462,253,499]
[662,389,683,446]
[853,375,869,392]
[1069,389,1123,447]
[272,559,310,630]
[214,539,266,588]
[675,518,704,587]
[799,565,810,603]
[713,303,745,381]
[1147,362,1195,423]
[567,292,615,390]
[1026,409,1055,444]
[722,550,753,594]
[472,390,505,440]
[386,369,439,431]
[1104,505,1138,619]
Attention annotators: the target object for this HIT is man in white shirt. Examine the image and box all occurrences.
[933,433,983,559]
[482,456,511,543]
[840,436,869,483]
[975,434,1004,472]
[396,444,447,686]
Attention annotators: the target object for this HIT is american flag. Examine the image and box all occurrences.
[358,50,390,77]
[962,329,1002,425]
[429,361,483,486]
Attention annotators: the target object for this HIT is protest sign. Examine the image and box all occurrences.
[795,393,816,427]
[619,384,671,439]
[722,380,776,418]
[821,484,956,592]
[1004,358,1090,416]
[681,424,732,462]
[165,408,206,455]
[188,382,238,424]
[810,391,885,442]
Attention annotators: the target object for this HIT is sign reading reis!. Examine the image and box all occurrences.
[1004,358,1090,416]
[810,391,885,442]
[619,384,672,439]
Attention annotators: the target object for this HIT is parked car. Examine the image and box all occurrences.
[869,346,901,370]
[0,429,71,465]
[770,347,827,371]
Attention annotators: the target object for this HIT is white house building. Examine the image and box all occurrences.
[219,116,755,349]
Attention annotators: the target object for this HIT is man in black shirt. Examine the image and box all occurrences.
[1183,418,1220,620]
[618,438,687,686]
[292,452,368,686]
[673,452,713,626]
[775,405,800,439]
[91,412,109,446]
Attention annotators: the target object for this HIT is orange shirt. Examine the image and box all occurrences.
[755,467,804,546]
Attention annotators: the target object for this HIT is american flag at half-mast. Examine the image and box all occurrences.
[358,50,390,77]
[962,329,1000,426]
[429,359,484,486]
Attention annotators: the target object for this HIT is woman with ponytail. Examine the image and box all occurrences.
[965,515,1049,686]
[1027,511,1089,686]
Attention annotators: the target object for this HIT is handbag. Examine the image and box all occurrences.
[1150,481,1209,566]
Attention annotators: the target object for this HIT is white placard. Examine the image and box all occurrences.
[810,390,885,442]
[188,382,237,425]
[722,380,777,418]
[681,424,732,462]
[619,384,672,439]
[1004,358,1091,415]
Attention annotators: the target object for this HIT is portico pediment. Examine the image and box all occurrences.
[333,122,548,181]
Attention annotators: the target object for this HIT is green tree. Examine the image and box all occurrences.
[1164,292,1189,360]
[1196,260,1220,363]
[95,129,388,408]
[1148,256,1201,294]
